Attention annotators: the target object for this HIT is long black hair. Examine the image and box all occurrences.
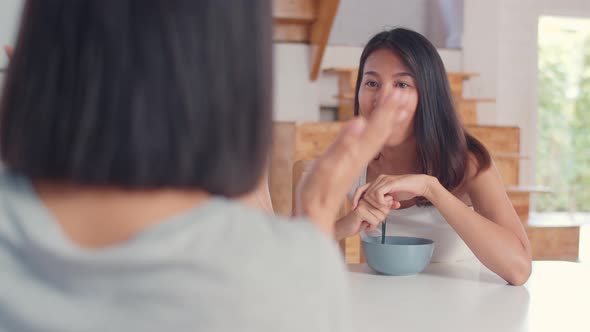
[0,0,272,197]
[354,28,491,197]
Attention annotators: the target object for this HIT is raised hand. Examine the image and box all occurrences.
[295,87,414,236]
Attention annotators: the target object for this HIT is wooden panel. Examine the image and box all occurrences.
[466,125,520,154]
[449,78,464,102]
[324,68,357,87]
[309,0,340,80]
[447,72,478,101]
[337,71,356,120]
[456,97,496,125]
[274,23,309,43]
[526,226,580,261]
[456,99,477,125]
[337,98,355,121]
[324,69,357,120]
[269,122,296,216]
[507,191,530,224]
[494,156,520,186]
[270,121,344,215]
[294,121,344,160]
[343,234,362,264]
[273,0,316,22]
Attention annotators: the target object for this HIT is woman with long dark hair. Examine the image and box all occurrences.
[334,28,532,285]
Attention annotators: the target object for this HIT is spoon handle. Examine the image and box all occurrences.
[381,221,386,244]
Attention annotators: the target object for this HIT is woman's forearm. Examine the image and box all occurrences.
[426,178,532,285]
[334,213,359,241]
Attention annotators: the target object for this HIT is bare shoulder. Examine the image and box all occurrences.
[452,152,495,204]
[464,151,495,185]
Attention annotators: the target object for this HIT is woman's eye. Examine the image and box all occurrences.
[395,82,410,88]
[365,81,379,88]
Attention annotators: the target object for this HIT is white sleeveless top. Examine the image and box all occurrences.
[350,169,475,262]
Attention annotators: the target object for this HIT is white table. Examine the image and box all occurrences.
[348,260,590,332]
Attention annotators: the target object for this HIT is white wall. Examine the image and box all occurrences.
[273,44,320,122]
[538,0,590,17]
[0,0,22,91]
[462,0,539,185]
[495,0,539,186]
[327,0,461,49]
[462,0,590,186]
[328,0,429,46]
[461,0,500,125]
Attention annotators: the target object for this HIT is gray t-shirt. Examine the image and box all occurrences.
[0,170,350,332]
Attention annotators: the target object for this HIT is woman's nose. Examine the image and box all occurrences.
[373,83,393,108]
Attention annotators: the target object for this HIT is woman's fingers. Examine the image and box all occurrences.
[366,175,421,208]
[366,175,395,206]
[352,183,371,209]
[363,190,385,210]
[355,199,390,234]
[358,207,383,228]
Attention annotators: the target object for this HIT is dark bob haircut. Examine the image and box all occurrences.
[0,0,272,197]
[354,28,491,199]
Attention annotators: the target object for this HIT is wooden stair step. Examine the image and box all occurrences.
[493,153,528,159]
[273,0,339,80]
[456,98,495,124]
[526,225,580,261]
[466,125,520,154]
[447,72,480,80]
[506,187,552,225]
[447,72,478,101]
[275,17,316,24]
[491,154,528,186]
[273,0,316,42]
[273,0,316,21]
[506,186,552,194]
[274,23,310,43]
[447,72,479,83]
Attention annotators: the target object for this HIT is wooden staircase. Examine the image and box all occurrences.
[273,0,339,80]
[269,69,580,262]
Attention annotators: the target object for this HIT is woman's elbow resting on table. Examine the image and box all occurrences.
[505,253,532,286]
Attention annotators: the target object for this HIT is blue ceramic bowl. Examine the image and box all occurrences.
[362,236,434,276]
